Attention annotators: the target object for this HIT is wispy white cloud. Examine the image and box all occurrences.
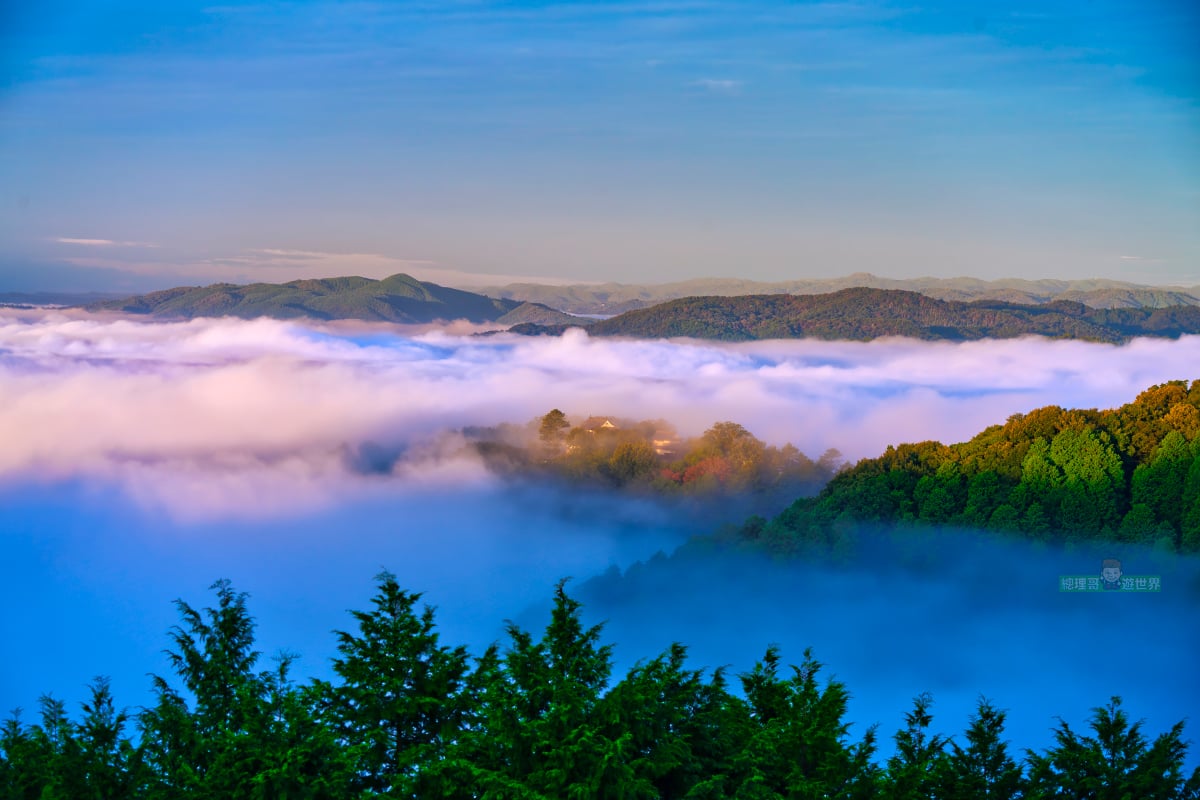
[246,248,333,260]
[200,3,274,14]
[59,246,579,289]
[240,248,433,264]
[53,238,158,248]
[214,248,567,287]
[691,78,743,94]
[204,248,437,279]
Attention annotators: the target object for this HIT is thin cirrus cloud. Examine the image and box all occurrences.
[1,310,1196,520]
[52,245,565,288]
[691,78,743,94]
[204,248,437,278]
[53,237,159,248]
[206,248,576,286]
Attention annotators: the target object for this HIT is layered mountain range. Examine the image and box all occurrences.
[76,272,1200,343]
[481,272,1200,315]
[514,288,1200,343]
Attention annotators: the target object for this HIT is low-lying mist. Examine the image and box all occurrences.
[573,528,1200,767]
[0,482,695,719]
[3,311,1198,768]
[2,310,1198,519]
[4,482,1197,769]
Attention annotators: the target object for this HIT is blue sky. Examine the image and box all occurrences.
[1,0,1197,291]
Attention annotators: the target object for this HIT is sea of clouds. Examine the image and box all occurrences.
[2,310,1198,519]
[3,310,1199,767]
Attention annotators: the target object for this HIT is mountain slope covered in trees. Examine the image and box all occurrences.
[481,273,1200,315]
[470,412,839,507]
[81,276,1200,342]
[3,576,1198,798]
[570,289,1200,343]
[85,273,587,325]
[726,381,1200,558]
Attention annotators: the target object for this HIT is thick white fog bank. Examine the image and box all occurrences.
[2,310,1198,518]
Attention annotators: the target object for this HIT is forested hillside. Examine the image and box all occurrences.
[85,273,584,325]
[470,412,838,503]
[480,273,1200,316]
[731,381,1200,557]
[576,289,1200,343]
[3,576,1198,799]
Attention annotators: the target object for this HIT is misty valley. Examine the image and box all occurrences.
[1,310,1198,798]
[6,0,1198,794]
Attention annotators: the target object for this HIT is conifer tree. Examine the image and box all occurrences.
[73,677,140,799]
[246,654,350,800]
[138,579,278,798]
[0,702,79,800]
[324,570,472,797]
[933,697,1023,800]
[726,646,880,798]
[467,580,634,798]
[885,692,948,800]
[539,409,571,455]
[0,712,32,799]
[599,642,752,798]
[1025,696,1197,799]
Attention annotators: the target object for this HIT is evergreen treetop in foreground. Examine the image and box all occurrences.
[3,576,1198,799]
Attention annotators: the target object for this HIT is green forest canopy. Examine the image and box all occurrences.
[525,289,1200,343]
[473,381,1200,556]
[4,576,1198,799]
[731,380,1200,558]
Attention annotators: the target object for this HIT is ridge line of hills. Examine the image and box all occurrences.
[517,287,1200,343]
[480,271,1200,315]
[79,273,583,326]
[44,271,1200,318]
[58,272,1200,343]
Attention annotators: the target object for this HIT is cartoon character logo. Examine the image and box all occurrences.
[1101,558,1122,591]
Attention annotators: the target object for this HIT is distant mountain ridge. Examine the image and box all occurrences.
[480,273,1200,315]
[77,273,1200,341]
[85,273,588,326]
[517,287,1200,343]
[0,291,125,307]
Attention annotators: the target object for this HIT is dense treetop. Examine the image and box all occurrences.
[4,576,1198,798]
[726,380,1200,558]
